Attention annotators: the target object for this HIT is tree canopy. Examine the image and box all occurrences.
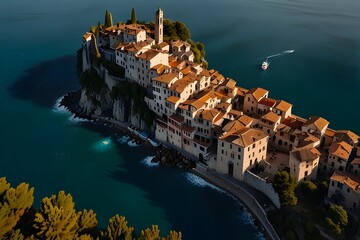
[273,171,298,206]
[131,8,137,24]
[104,10,113,28]
[0,177,182,240]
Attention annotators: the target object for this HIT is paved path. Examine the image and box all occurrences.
[192,166,280,240]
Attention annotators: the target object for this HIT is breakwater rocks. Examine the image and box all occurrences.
[60,91,92,120]
[152,147,196,170]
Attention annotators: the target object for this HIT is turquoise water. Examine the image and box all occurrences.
[1,0,359,239]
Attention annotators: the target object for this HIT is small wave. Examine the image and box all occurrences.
[184,172,225,193]
[52,96,70,114]
[68,114,89,123]
[141,156,159,167]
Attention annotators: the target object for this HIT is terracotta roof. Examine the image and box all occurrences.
[216,102,231,111]
[220,128,267,148]
[151,64,170,75]
[238,115,254,126]
[351,158,360,166]
[169,114,184,123]
[329,141,352,160]
[169,78,195,93]
[158,42,169,48]
[290,147,319,163]
[222,120,246,133]
[259,98,277,107]
[225,79,236,89]
[200,69,211,77]
[275,100,292,112]
[325,128,336,137]
[330,171,360,192]
[83,32,93,41]
[152,73,178,84]
[261,111,281,123]
[169,59,186,69]
[172,40,190,48]
[334,130,359,144]
[137,49,162,61]
[166,96,180,104]
[304,116,329,132]
[295,132,320,149]
[182,124,196,133]
[247,88,268,101]
[282,116,306,130]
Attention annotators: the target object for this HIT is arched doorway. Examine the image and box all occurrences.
[228,162,234,176]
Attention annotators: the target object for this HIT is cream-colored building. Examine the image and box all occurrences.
[258,111,281,136]
[289,147,320,182]
[243,88,269,116]
[327,141,352,172]
[215,128,268,180]
[328,171,360,211]
[301,115,329,139]
[273,100,292,120]
[171,40,194,62]
[333,130,359,147]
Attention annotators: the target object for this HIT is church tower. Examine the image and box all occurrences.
[155,8,163,44]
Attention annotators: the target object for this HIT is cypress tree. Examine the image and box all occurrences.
[104,10,113,28]
[131,8,137,24]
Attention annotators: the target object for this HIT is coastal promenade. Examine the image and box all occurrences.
[192,165,280,240]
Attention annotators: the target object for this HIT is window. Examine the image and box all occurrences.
[252,143,255,149]
[221,149,224,154]
[347,188,350,193]
[304,171,308,176]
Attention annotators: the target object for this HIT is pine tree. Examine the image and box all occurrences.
[140,225,161,240]
[101,214,134,240]
[33,191,80,240]
[131,8,137,24]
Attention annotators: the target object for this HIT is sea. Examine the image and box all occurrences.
[0,0,359,239]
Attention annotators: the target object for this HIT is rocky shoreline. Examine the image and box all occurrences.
[59,91,196,171]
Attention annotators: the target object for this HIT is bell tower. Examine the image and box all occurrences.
[155,8,163,44]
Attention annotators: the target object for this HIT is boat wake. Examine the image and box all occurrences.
[141,156,159,167]
[265,49,295,60]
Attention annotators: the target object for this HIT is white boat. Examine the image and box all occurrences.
[261,59,270,70]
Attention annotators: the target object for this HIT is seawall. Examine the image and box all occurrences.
[191,165,280,240]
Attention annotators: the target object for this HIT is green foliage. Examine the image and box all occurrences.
[78,209,98,234]
[166,231,182,240]
[101,60,125,78]
[7,229,25,240]
[110,81,156,128]
[301,180,317,196]
[0,177,10,197]
[0,179,34,238]
[273,171,298,206]
[131,8,137,24]
[326,217,342,235]
[33,191,80,240]
[1,177,181,240]
[187,40,206,66]
[101,214,134,240]
[140,225,161,240]
[284,230,296,240]
[104,10,113,28]
[163,19,190,42]
[328,204,348,227]
[79,69,105,94]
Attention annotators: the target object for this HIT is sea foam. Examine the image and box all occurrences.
[52,96,70,114]
[141,156,159,167]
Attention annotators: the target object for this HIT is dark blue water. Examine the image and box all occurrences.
[1,0,359,239]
